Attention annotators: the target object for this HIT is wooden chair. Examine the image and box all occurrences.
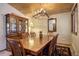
[25,32,29,37]
[54,34,59,50]
[21,32,29,38]
[17,41,26,56]
[30,32,36,37]
[42,34,58,56]
[48,34,59,56]
[7,40,25,56]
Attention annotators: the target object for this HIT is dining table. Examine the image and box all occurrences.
[7,34,55,56]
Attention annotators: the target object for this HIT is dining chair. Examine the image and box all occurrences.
[42,34,58,56]
[30,32,36,37]
[48,38,55,56]
[25,32,29,37]
[7,40,25,56]
[21,32,29,38]
[48,34,59,56]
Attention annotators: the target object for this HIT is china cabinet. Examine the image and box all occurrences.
[5,13,28,37]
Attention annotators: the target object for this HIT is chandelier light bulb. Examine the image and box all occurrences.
[40,8,43,11]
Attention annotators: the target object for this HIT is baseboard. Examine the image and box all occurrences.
[57,43,71,47]
[71,44,78,56]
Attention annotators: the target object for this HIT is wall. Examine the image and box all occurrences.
[29,16,48,37]
[29,12,71,44]
[50,12,71,44]
[0,3,25,50]
[71,4,79,55]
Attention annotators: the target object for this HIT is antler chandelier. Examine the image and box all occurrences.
[32,8,49,18]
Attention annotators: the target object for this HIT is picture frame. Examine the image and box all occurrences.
[48,18,57,32]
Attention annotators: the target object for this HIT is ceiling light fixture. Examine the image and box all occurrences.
[32,8,49,18]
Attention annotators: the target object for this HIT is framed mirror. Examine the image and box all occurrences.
[48,18,57,32]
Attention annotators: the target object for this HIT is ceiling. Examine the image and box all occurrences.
[9,3,74,17]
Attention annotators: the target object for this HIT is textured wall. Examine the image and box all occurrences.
[29,16,48,37]
[29,12,71,44]
[71,4,79,55]
[0,3,25,50]
[50,12,71,44]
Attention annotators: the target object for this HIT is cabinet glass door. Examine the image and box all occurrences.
[18,20,22,32]
[6,17,10,35]
[10,17,17,33]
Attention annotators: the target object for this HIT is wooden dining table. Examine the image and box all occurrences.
[7,35,54,56]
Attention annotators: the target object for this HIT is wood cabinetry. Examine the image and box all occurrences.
[5,13,28,37]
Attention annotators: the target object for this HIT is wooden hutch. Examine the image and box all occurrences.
[5,13,28,38]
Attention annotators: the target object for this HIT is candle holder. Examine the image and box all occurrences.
[39,31,43,39]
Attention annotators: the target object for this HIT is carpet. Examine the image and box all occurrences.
[54,45,71,56]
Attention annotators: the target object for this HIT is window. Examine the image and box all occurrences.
[71,4,78,35]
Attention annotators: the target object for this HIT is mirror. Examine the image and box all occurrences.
[48,18,57,32]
